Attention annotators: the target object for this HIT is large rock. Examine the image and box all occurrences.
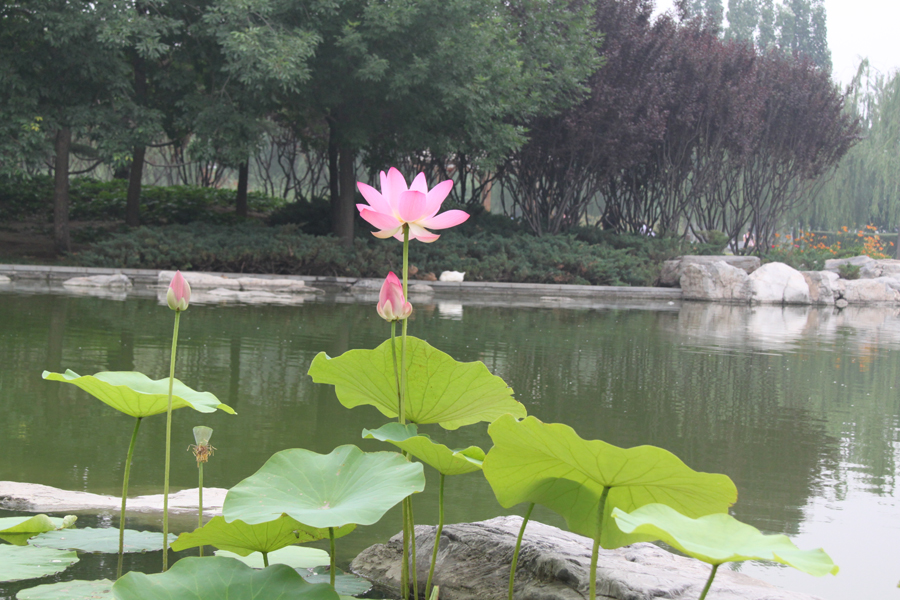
[840,278,900,304]
[658,255,761,287]
[823,255,875,275]
[63,273,132,289]
[351,517,822,600]
[158,270,240,289]
[802,271,839,305]
[748,263,810,304]
[680,261,750,302]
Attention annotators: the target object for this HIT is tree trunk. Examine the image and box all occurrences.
[236,161,249,218]
[125,47,147,227]
[53,127,71,254]
[125,145,145,227]
[334,145,356,247]
[328,125,339,207]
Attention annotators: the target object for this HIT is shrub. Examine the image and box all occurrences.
[838,264,860,280]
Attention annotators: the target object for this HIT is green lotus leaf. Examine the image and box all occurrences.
[0,515,77,545]
[172,516,355,556]
[224,445,425,528]
[29,527,177,553]
[308,336,525,430]
[363,423,484,476]
[0,545,78,582]
[301,567,373,597]
[111,556,339,600]
[215,547,330,569]
[16,579,114,600]
[483,415,738,548]
[42,370,235,417]
[612,503,839,575]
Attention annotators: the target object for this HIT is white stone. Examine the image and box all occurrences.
[841,278,900,304]
[748,262,810,304]
[351,516,824,600]
[0,481,225,515]
[409,283,434,295]
[680,261,750,302]
[235,277,316,293]
[158,270,240,289]
[802,271,839,305]
[439,270,465,282]
[0,275,10,284]
[659,255,761,287]
[824,255,875,274]
[63,273,132,289]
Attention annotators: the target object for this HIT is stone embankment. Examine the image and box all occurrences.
[660,254,900,306]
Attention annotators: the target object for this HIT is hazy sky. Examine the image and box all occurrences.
[652,0,900,85]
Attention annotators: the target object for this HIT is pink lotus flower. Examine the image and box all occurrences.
[357,167,469,243]
[166,271,191,312]
[377,272,413,322]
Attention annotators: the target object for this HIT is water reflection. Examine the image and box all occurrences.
[1,291,898,599]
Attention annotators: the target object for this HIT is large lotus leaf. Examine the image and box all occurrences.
[224,445,425,528]
[363,423,484,476]
[0,545,78,582]
[0,515,76,545]
[302,567,373,596]
[308,336,525,430]
[42,370,235,417]
[16,579,114,600]
[30,527,176,553]
[612,503,839,575]
[112,556,339,600]
[483,415,738,548]
[215,548,330,569]
[172,516,355,556]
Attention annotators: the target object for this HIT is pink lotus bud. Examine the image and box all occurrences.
[377,272,412,322]
[166,271,191,312]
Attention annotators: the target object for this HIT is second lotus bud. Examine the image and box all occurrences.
[377,272,413,322]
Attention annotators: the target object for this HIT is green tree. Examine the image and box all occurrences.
[724,0,759,42]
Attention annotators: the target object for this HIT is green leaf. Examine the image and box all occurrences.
[215,548,330,569]
[171,516,354,556]
[111,556,339,600]
[482,415,738,548]
[16,579,114,600]
[308,336,525,430]
[0,515,76,545]
[611,503,839,575]
[224,445,425,528]
[0,545,78,582]
[362,423,484,476]
[30,528,176,553]
[301,567,373,596]
[42,370,236,418]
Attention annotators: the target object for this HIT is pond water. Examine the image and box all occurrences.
[1,288,899,600]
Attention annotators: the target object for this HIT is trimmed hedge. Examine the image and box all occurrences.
[77,223,681,286]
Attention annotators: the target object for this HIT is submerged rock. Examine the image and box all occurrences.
[351,516,823,600]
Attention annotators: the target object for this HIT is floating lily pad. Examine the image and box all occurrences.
[112,556,339,600]
[216,547,330,569]
[363,423,484,475]
[611,503,839,575]
[483,415,738,548]
[42,370,235,417]
[224,445,425,528]
[301,567,372,596]
[0,515,76,546]
[15,579,114,599]
[29,527,176,553]
[0,545,78,582]
[308,336,525,429]
[172,516,354,556]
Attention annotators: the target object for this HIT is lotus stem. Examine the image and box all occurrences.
[399,224,409,425]
[263,551,269,568]
[425,473,445,599]
[391,322,401,416]
[408,496,418,600]
[697,564,719,600]
[162,310,181,571]
[117,416,143,579]
[401,501,410,600]
[589,487,609,600]
[508,502,534,600]
[329,527,336,587]
[197,461,204,557]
